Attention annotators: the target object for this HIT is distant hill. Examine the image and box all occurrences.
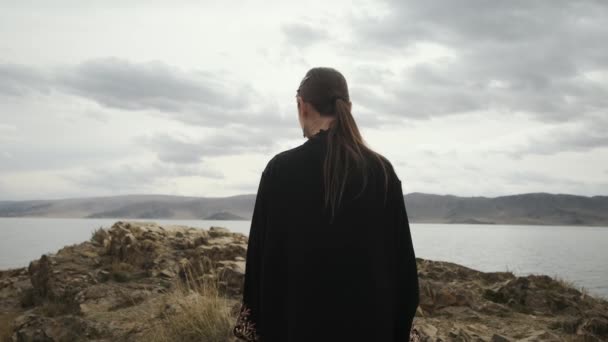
[204,211,247,220]
[0,194,255,221]
[0,192,607,226]
[404,192,608,226]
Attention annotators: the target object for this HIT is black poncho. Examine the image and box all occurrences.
[233,128,419,342]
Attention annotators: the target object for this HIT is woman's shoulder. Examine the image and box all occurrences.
[259,148,298,181]
[263,141,318,175]
[368,151,400,183]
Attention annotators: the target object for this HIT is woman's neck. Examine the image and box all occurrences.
[306,118,335,138]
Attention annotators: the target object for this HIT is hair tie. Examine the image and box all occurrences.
[331,95,346,103]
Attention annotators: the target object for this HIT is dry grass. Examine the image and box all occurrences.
[500,266,516,280]
[108,260,136,282]
[0,312,20,342]
[90,226,107,246]
[137,260,237,342]
[552,274,590,297]
[502,268,591,298]
[553,275,576,289]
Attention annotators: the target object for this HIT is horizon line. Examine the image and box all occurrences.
[1,191,606,203]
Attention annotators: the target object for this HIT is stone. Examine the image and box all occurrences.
[160,269,176,278]
[491,334,510,342]
[579,317,608,337]
[208,226,231,238]
[416,323,438,339]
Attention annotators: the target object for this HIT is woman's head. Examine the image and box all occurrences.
[295,67,390,223]
[296,67,352,137]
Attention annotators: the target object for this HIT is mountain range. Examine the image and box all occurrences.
[0,192,607,226]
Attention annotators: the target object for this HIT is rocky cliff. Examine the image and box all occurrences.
[0,221,607,341]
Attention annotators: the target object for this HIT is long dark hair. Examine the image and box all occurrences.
[297,67,390,223]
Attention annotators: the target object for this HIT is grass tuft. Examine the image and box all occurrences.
[137,259,237,342]
[0,312,20,342]
[90,226,107,246]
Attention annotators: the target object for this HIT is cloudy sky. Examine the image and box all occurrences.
[1,0,607,201]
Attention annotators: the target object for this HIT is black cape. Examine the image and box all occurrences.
[233,128,419,342]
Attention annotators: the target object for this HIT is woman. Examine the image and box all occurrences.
[233,67,419,342]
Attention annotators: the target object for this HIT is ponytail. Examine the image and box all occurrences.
[323,97,389,224]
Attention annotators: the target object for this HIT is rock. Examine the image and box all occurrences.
[448,327,473,341]
[160,269,176,278]
[491,333,510,342]
[550,317,582,333]
[416,323,438,339]
[194,244,246,263]
[477,301,510,317]
[97,269,110,282]
[79,250,99,259]
[484,275,587,316]
[517,330,560,341]
[216,261,246,296]
[579,317,608,337]
[11,313,52,342]
[418,279,474,314]
[11,313,103,342]
[208,226,232,238]
[173,237,192,250]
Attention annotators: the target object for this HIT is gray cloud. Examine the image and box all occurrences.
[523,133,608,157]
[0,139,127,173]
[354,1,608,53]
[503,171,584,188]
[0,123,17,139]
[501,170,608,195]
[0,58,283,129]
[0,63,50,96]
[346,0,608,121]
[505,115,608,158]
[281,23,329,48]
[140,134,206,164]
[64,161,223,192]
[58,58,251,112]
[351,65,397,84]
[1,57,407,131]
[137,128,281,164]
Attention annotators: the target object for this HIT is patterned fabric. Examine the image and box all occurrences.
[233,303,261,341]
[409,327,421,342]
[233,302,420,342]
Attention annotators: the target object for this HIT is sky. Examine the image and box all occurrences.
[0,0,607,201]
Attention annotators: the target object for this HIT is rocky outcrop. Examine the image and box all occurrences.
[1,221,607,341]
[413,259,608,341]
[1,221,247,341]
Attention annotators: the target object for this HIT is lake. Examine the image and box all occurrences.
[1,217,606,298]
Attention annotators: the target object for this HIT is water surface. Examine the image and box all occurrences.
[1,218,606,298]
